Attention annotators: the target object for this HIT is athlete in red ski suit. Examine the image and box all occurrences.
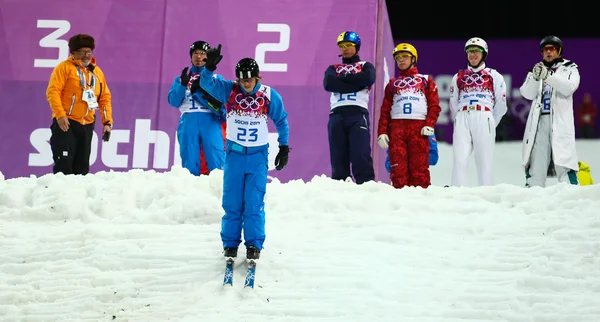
[377,43,441,189]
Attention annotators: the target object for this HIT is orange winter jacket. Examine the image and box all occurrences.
[46,56,113,126]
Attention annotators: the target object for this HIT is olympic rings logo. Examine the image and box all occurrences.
[336,64,361,74]
[461,73,490,86]
[235,93,264,110]
[393,77,422,89]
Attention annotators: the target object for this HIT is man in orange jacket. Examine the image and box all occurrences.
[46,34,113,175]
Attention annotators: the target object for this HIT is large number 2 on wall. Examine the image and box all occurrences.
[34,20,71,68]
[237,127,258,142]
[255,23,290,72]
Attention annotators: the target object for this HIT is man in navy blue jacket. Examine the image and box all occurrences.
[323,31,376,184]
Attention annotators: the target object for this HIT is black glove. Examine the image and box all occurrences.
[180,67,192,87]
[204,44,223,71]
[199,87,224,113]
[189,77,223,112]
[274,145,290,171]
[190,77,200,94]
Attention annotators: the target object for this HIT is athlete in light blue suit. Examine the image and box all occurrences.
[168,40,225,176]
[195,45,289,261]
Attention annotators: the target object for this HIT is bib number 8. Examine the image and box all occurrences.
[403,102,412,114]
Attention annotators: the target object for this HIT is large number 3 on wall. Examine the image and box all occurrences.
[34,19,71,68]
[255,23,290,72]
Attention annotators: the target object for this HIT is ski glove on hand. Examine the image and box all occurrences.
[532,63,542,81]
[275,146,290,171]
[532,62,548,81]
[204,44,223,71]
[421,126,435,136]
[377,134,389,149]
[539,64,549,80]
[190,77,200,94]
[180,67,192,87]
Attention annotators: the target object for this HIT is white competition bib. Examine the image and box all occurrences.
[329,61,370,110]
[225,85,272,147]
[541,82,552,114]
[329,88,370,110]
[456,69,495,110]
[227,115,269,147]
[180,74,211,114]
[389,75,429,120]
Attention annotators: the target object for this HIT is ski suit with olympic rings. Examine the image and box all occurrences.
[377,66,441,189]
[449,64,507,187]
[323,55,376,184]
[194,68,289,251]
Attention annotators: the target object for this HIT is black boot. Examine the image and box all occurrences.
[246,246,260,260]
[223,247,238,258]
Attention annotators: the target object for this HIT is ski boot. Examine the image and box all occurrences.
[246,246,260,260]
[223,247,238,259]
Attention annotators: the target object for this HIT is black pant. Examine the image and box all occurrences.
[328,111,375,184]
[50,118,95,175]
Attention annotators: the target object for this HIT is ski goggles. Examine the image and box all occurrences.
[394,54,412,60]
[541,46,557,52]
[466,47,484,54]
[338,42,356,49]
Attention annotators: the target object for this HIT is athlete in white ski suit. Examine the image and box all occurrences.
[520,35,580,187]
[449,37,507,186]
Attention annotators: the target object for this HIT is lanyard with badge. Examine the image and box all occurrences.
[76,65,98,110]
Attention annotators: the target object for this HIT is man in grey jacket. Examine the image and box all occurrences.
[520,35,580,187]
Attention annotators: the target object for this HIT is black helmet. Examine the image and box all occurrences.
[235,58,259,79]
[540,35,563,55]
[190,41,209,57]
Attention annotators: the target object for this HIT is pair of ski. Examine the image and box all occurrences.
[223,257,256,288]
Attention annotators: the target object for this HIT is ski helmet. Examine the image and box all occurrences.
[236,58,260,79]
[540,35,563,55]
[465,37,488,61]
[393,43,418,62]
[189,41,209,58]
[337,31,361,51]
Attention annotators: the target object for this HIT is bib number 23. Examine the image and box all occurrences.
[237,127,258,142]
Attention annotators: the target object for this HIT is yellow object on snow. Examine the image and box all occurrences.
[577,161,594,186]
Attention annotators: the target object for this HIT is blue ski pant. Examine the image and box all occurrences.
[220,141,268,250]
[177,112,225,176]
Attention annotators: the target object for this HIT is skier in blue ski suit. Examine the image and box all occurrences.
[385,134,439,173]
[194,45,289,261]
[168,40,225,176]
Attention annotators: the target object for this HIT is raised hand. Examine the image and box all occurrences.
[204,44,223,71]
